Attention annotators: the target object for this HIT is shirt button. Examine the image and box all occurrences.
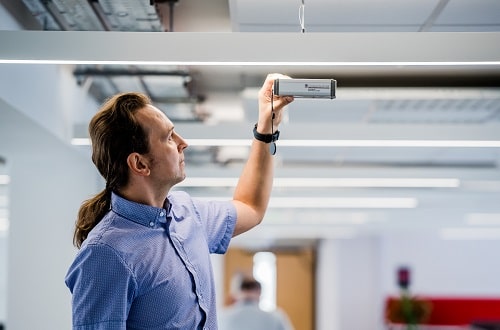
[159,211,165,216]
[149,221,154,227]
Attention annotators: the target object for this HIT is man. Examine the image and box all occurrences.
[65,73,293,329]
[218,277,294,330]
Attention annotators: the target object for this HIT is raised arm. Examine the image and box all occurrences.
[231,73,294,236]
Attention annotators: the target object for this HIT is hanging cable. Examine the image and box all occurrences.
[298,0,305,33]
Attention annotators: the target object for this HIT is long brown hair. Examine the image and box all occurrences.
[73,92,152,248]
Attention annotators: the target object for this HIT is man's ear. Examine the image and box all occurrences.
[126,153,150,176]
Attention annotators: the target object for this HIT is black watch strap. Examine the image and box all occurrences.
[253,124,280,143]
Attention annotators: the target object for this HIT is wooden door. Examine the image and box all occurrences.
[223,246,316,330]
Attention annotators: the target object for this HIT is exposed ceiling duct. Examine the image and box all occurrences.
[15,0,209,121]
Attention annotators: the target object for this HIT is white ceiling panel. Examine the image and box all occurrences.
[231,0,441,32]
[287,99,371,123]
[305,0,439,25]
[436,0,500,25]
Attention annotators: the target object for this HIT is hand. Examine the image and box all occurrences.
[257,73,294,133]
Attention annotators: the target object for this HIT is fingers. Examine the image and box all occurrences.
[259,73,291,96]
[257,74,294,126]
[271,95,294,111]
[259,73,294,102]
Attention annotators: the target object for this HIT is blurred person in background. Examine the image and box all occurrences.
[219,276,294,330]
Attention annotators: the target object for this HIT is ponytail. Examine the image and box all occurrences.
[73,188,111,248]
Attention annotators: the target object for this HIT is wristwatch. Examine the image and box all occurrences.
[253,123,280,143]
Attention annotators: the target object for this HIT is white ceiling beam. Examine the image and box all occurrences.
[1,31,499,65]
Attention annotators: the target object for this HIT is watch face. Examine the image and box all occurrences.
[269,142,277,155]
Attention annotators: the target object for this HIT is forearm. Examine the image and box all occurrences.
[231,73,293,236]
[233,137,274,220]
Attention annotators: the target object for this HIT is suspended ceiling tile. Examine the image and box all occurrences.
[436,0,500,25]
[430,24,500,32]
[306,0,440,25]
[368,101,500,124]
[231,0,441,32]
[286,99,372,123]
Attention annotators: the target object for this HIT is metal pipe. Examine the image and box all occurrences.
[88,0,113,31]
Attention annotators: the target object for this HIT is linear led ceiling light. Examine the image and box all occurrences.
[441,227,500,240]
[186,139,500,148]
[72,138,500,148]
[2,31,499,66]
[465,213,500,226]
[3,59,500,66]
[0,175,10,185]
[0,218,9,232]
[195,196,417,209]
[179,177,459,188]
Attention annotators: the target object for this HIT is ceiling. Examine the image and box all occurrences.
[2,0,500,246]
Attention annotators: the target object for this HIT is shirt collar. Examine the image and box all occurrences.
[111,192,170,228]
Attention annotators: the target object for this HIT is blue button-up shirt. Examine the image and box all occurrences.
[65,191,237,330]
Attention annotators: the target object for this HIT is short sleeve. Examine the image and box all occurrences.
[65,244,137,329]
[193,198,237,254]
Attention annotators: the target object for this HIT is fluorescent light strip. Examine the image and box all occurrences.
[186,139,500,147]
[465,213,500,226]
[195,197,417,209]
[71,138,500,148]
[0,218,9,232]
[179,177,459,188]
[270,197,417,208]
[240,226,357,239]
[0,175,10,185]
[441,227,500,240]
[3,60,500,66]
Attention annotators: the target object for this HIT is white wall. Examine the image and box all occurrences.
[0,23,99,328]
[316,239,342,330]
[316,238,381,330]
[0,96,98,329]
[0,228,7,325]
[0,64,98,142]
[380,233,500,297]
[0,12,100,327]
[315,234,500,330]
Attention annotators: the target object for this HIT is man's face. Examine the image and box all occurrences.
[136,105,188,190]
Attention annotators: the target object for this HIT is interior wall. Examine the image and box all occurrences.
[380,233,500,297]
[0,64,98,142]
[315,239,341,330]
[317,234,500,330]
[0,215,6,326]
[316,238,381,330]
[0,51,99,330]
[0,97,98,330]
